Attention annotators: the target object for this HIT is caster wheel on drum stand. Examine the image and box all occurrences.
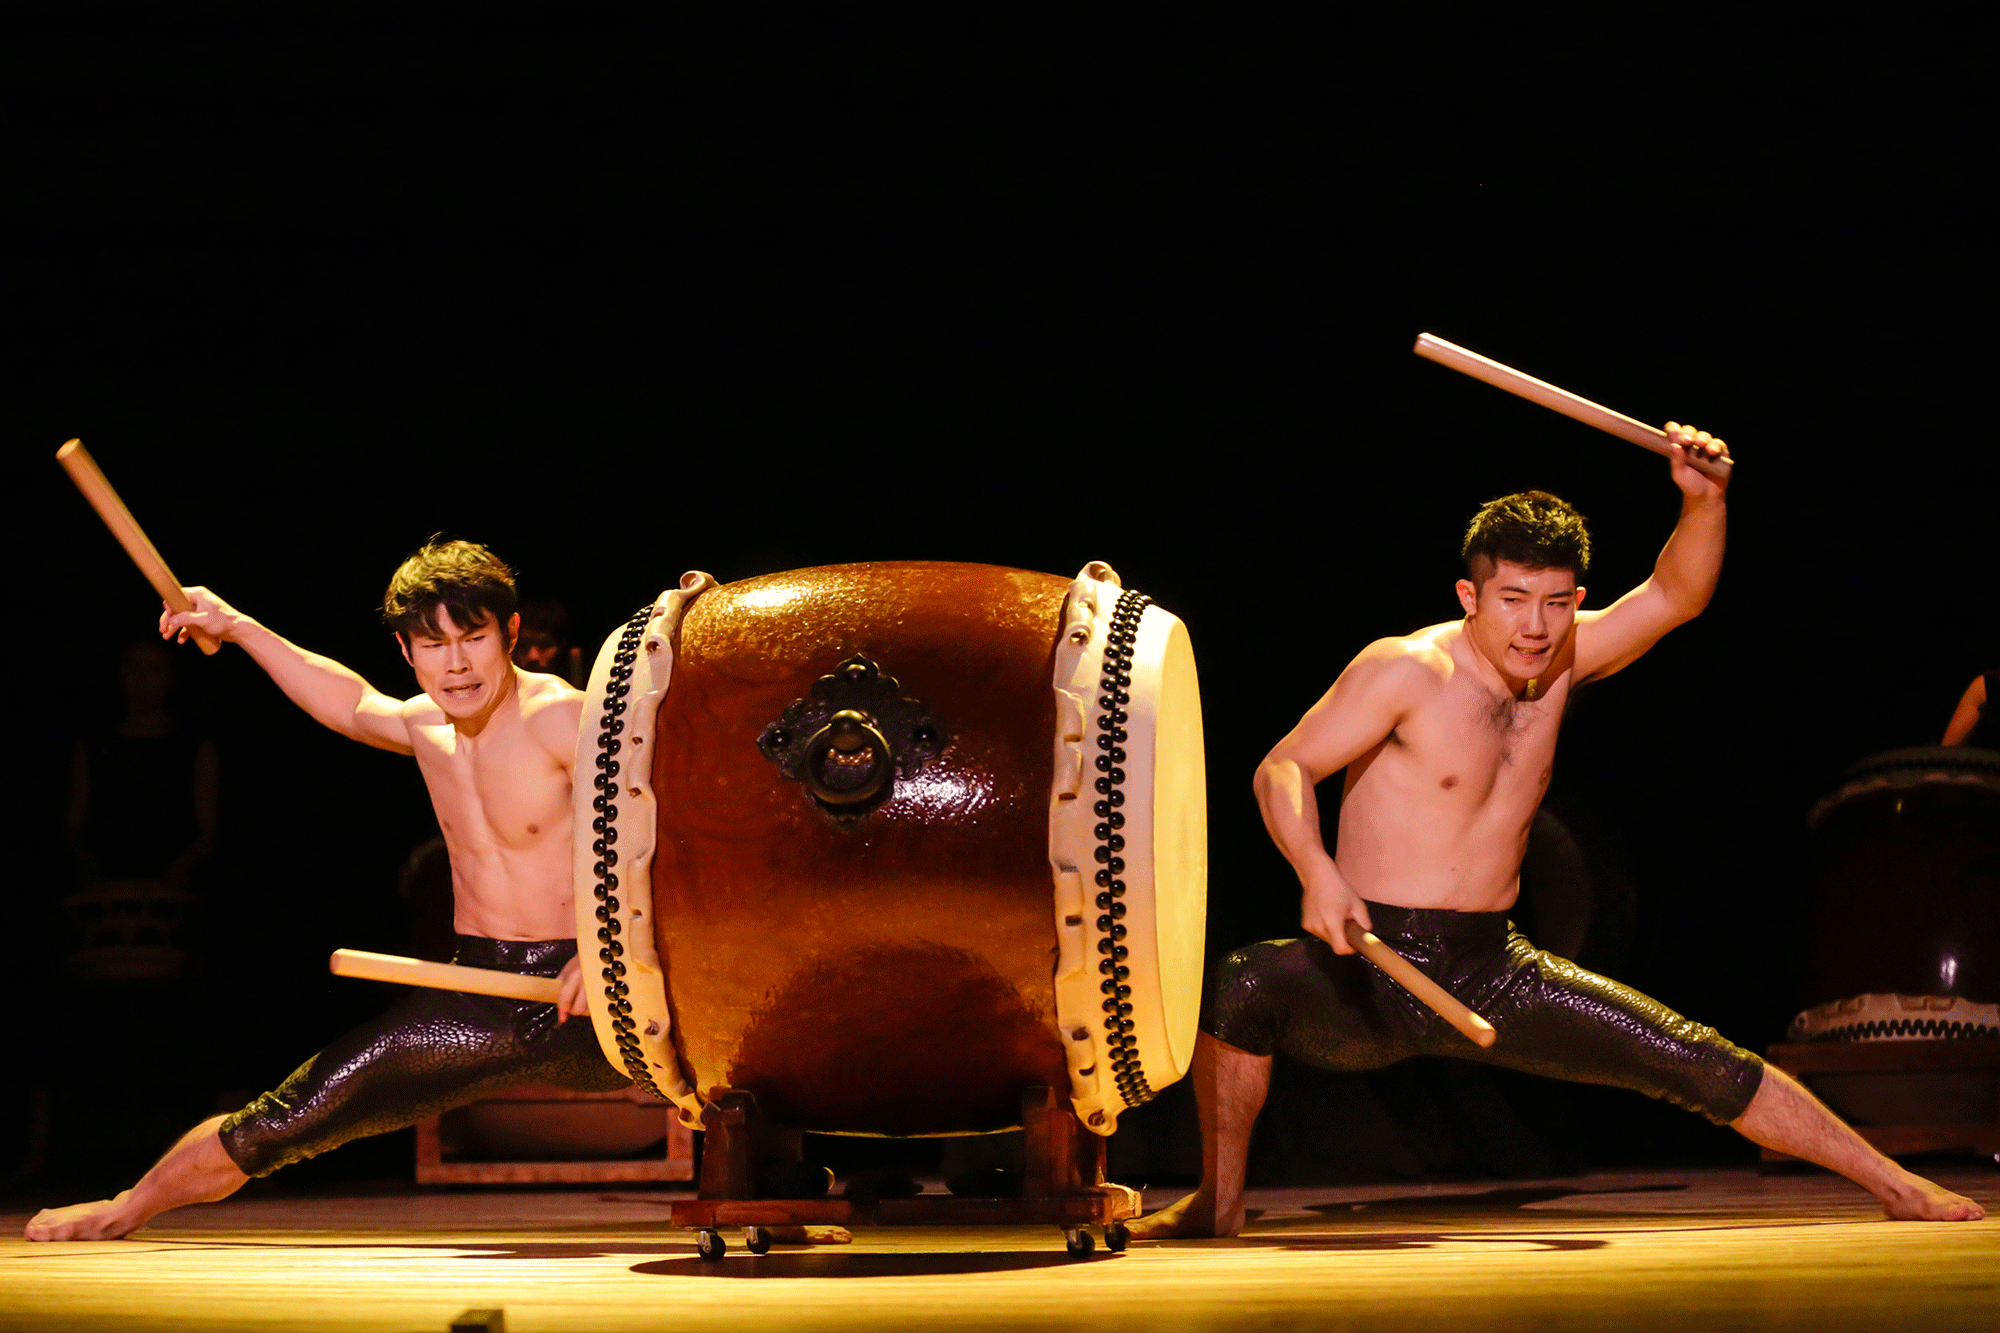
[696,1229,727,1262]
[743,1226,772,1255]
[1063,1227,1095,1257]
[1103,1222,1130,1252]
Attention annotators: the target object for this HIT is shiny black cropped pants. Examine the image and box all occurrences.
[219,937,630,1177]
[1204,902,1765,1124]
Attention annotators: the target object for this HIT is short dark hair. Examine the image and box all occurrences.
[1461,491,1591,587]
[381,538,518,642]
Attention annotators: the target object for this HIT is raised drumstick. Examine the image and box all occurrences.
[1344,921,1497,1048]
[1413,333,1732,484]
[55,439,221,654]
[330,948,564,1005]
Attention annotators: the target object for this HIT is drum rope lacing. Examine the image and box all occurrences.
[590,604,671,1102]
[1812,1018,1999,1042]
[1094,588,1157,1108]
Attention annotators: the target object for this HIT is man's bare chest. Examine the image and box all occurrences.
[1404,680,1567,787]
[410,728,570,839]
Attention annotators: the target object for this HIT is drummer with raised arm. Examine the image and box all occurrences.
[1132,426,1985,1238]
[28,541,628,1241]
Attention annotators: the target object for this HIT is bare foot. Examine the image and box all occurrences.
[1126,1190,1237,1239]
[1881,1173,1985,1222]
[25,1194,141,1242]
[765,1224,852,1245]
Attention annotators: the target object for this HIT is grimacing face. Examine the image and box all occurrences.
[1455,559,1585,685]
[397,606,521,722]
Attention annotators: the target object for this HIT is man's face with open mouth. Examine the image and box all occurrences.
[402,606,516,722]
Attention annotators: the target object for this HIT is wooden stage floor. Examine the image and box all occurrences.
[4,1168,1995,1332]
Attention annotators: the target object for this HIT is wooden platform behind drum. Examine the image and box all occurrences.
[6,1169,1995,1332]
[415,1084,696,1185]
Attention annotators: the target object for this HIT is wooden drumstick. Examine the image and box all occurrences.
[1344,921,1497,1048]
[330,948,564,1005]
[1413,333,1732,483]
[55,439,221,654]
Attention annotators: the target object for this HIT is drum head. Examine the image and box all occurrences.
[1047,567,1207,1132]
[1142,609,1207,1077]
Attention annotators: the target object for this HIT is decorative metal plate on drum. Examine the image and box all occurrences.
[756,653,951,825]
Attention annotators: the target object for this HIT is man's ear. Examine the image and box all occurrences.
[394,632,412,668]
[506,613,521,654]
[1455,578,1478,618]
[1573,585,1587,611]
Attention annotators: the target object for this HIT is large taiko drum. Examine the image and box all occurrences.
[568,561,1206,1138]
[1799,746,2000,1016]
[1788,746,2000,1126]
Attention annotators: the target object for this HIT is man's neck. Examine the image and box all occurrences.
[1458,617,1536,701]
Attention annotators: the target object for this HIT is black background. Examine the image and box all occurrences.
[6,13,1990,1191]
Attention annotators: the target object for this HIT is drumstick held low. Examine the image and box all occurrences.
[55,438,221,654]
[1344,921,1497,1048]
[1412,333,1732,484]
[330,948,564,1005]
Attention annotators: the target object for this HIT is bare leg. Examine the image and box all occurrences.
[1128,1031,1272,1239]
[25,1116,250,1241]
[1731,1067,1984,1221]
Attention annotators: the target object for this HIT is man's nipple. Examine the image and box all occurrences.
[1440,775,1459,790]
[527,824,539,835]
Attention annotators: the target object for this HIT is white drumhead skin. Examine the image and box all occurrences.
[1139,611,1207,1077]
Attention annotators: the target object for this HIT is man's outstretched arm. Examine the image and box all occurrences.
[162,587,414,754]
[1254,642,1429,953]
[1575,423,1732,682]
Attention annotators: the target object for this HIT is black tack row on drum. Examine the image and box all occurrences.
[592,604,667,1103]
[1095,588,1157,1108]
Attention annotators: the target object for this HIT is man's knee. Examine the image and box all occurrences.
[1683,1044,1765,1125]
[1553,1014,1767,1125]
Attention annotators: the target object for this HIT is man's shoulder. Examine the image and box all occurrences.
[515,672,585,743]
[1348,623,1458,689]
[516,670,583,710]
[397,692,443,729]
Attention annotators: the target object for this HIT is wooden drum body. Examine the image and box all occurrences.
[570,562,1205,1138]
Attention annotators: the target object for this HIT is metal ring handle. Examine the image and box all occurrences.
[801,709,893,806]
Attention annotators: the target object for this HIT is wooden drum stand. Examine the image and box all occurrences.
[677,1086,1138,1259]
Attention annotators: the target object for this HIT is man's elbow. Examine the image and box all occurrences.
[1651,575,1716,626]
[1252,752,1300,803]
[1663,595,1709,629]
[1676,583,1718,623]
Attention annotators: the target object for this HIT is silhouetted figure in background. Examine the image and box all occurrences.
[513,597,584,687]
[34,640,221,1185]
[65,641,219,981]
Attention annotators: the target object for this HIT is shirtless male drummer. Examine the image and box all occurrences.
[29,541,631,1240]
[1134,426,1983,1237]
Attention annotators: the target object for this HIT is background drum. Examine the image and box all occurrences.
[1799,746,2000,1016]
[1786,746,2000,1130]
[571,561,1206,1140]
